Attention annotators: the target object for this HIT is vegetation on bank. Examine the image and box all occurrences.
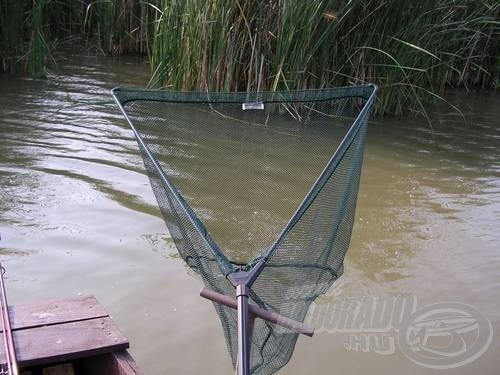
[0,0,498,116]
[0,0,154,76]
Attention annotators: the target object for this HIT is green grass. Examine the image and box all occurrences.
[0,0,498,116]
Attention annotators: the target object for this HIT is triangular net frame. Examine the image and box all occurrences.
[112,85,377,374]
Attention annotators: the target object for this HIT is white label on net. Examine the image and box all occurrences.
[242,102,264,110]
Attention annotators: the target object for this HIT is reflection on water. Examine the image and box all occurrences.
[0,56,499,374]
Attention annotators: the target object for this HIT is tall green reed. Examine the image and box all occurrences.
[1,0,157,75]
[26,0,49,77]
[149,0,499,116]
[1,0,26,74]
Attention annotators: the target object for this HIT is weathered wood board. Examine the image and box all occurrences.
[0,295,130,368]
[80,350,145,375]
[6,295,108,330]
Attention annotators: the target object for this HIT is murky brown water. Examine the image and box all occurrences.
[0,56,499,374]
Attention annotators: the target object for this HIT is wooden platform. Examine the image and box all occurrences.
[0,295,143,374]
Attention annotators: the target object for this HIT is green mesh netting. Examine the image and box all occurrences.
[112,85,377,374]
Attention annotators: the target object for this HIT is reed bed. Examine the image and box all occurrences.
[0,0,156,76]
[0,0,498,115]
[149,0,499,116]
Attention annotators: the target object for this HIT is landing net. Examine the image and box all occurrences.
[112,85,377,374]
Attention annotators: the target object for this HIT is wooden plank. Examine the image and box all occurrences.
[80,351,145,375]
[0,317,129,367]
[111,350,145,375]
[1,296,108,331]
[41,363,75,375]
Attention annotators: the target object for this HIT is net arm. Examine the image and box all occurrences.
[260,84,378,263]
[111,88,235,276]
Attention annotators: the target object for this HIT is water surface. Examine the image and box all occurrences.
[0,56,498,374]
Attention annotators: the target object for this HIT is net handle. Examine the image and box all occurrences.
[200,287,314,337]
